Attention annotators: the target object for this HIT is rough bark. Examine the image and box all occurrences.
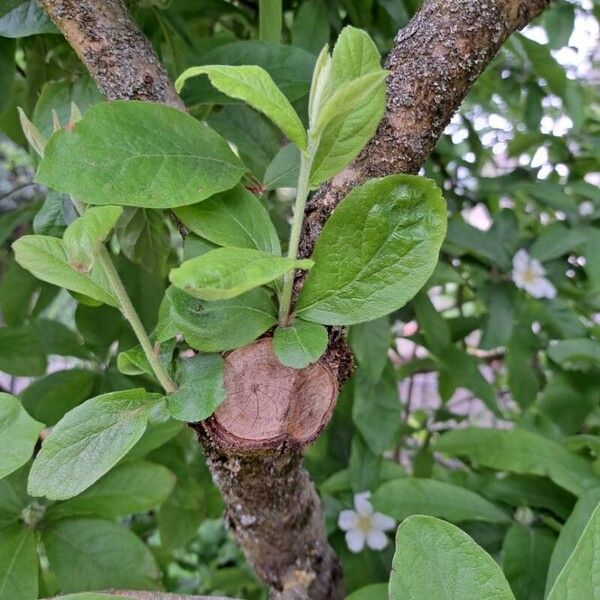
[39,1,549,599]
[37,0,184,109]
[298,0,551,258]
[197,428,344,600]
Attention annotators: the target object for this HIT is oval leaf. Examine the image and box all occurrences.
[43,518,160,592]
[310,26,386,186]
[296,175,446,325]
[390,516,515,600]
[372,478,510,524]
[165,286,277,352]
[28,389,163,500]
[273,318,328,368]
[435,427,600,496]
[45,461,176,520]
[167,353,226,422]
[0,524,38,600]
[176,65,307,149]
[12,235,117,306]
[174,185,281,254]
[547,502,600,599]
[36,101,246,209]
[170,246,313,301]
[0,393,44,480]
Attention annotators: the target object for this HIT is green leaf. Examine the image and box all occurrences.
[501,524,555,600]
[0,393,43,481]
[179,41,315,105]
[30,319,90,359]
[167,354,225,422]
[348,317,390,381]
[207,105,280,180]
[545,488,600,595]
[352,364,400,454]
[296,175,446,325]
[445,215,511,269]
[0,325,47,376]
[43,518,159,592]
[36,101,246,209]
[33,77,101,139]
[258,0,281,42]
[0,524,38,600]
[176,65,307,149]
[529,223,586,262]
[373,478,510,524]
[12,235,117,306]
[436,428,600,496]
[291,0,330,56]
[33,191,72,237]
[346,584,388,600]
[63,206,122,272]
[0,0,56,37]
[170,247,312,301]
[547,502,600,599]
[0,38,15,117]
[389,516,515,600]
[27,389,163,500]
[314,70,387,137]
[174,185,281,255]
[116,207,172,276]
[166,286,277,352]
[0,467,29,526]
[263,143,300,190]
[310,26,386,186]
[547,338,600,371]
[158,475,206,551]
[272,318,328,368]
[46,461,175,520]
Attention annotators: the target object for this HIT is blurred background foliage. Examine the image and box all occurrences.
[1,0,600,598]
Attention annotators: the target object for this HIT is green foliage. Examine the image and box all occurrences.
[372,478,510,524]
[167,354,226,421]
[296,175,446,324]
[0,524,38,600]
[176,65,307,149]
[0,394,43,479]
[36,101,246,208]
[390,516,515,599]
[63,206,122,272]
[170,247,312,301]
[2,2,600,598]
[272,319,328,368]
[174,185,281,254]
[163,286,277,352]
[13,235,117,306]
[547,503,600,599]
[28,390,164,499]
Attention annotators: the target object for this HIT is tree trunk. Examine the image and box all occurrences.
[38,1,550,598]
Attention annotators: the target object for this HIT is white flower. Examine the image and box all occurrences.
[512,249,556,299]
[338,492,396,553]
[579,201,594,217]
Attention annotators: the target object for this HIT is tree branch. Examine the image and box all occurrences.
[37,0,184,109]
[298,0,550,258]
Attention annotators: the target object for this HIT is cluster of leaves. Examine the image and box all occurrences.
[0,0,600,599]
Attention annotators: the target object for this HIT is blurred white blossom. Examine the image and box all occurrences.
[512,249,556,299]
[338,492,396,553]
[579,201,594,216]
